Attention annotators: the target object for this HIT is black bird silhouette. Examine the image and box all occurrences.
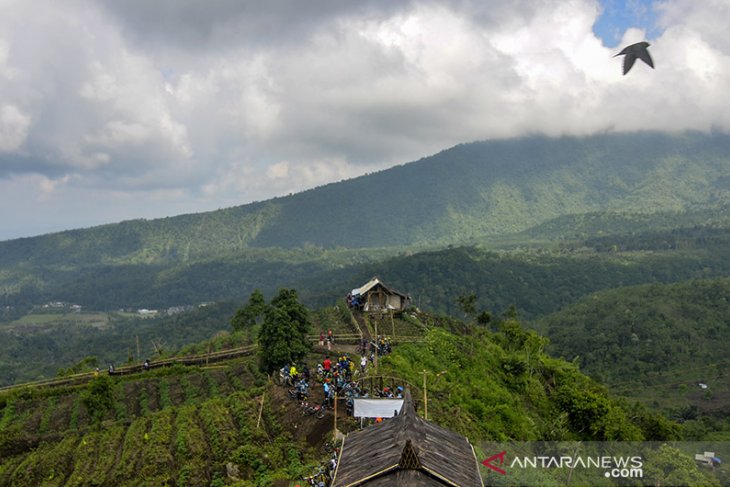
[614,41,654,75]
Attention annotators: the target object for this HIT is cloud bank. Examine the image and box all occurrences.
[0,0,728,239]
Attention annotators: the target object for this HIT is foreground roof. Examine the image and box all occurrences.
[332,391,483,487]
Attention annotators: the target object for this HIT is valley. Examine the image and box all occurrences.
[2,131,730,485]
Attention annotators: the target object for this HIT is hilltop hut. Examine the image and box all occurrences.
[348,277,411,313]
[331,391,483,487]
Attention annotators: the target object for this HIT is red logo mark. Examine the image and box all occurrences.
[482,450,507,475]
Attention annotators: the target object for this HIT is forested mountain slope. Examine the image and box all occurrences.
[2,131,730,266]
[533,277,730,387]
[531,277,730,443]
[1,131,729,311]
[298,234,730,317]
[251,131,730,248]
[4,223,730,314]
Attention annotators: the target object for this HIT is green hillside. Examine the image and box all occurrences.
[517,204,730,243]
[5,229,730,386]
[0,309,685,486]
[250,131,730,248]
[298,232,730,317]
[3,221,730,314]
[532,278,730,438]
[533,278,730,384]
[1,131,730,314]
[0,303,240,387]
[2,131,730,262]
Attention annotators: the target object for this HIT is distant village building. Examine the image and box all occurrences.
[695,451,721,467]
[332,391,483,486]
[41,301,82,312]
[347,277,411,313]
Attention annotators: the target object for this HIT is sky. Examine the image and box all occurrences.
[0,0,729,241]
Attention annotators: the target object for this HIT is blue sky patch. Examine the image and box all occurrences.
[593,0,662,47]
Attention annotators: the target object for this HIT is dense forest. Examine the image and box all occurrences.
[535,277,730,384]
[1,223,730,314]
[532,278,730,439]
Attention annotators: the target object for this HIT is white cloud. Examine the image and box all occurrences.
[657,0,730,51]
[0,104,30,152]
[0,38,17,79]
[266,161,290,180]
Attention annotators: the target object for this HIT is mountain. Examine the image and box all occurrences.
[0,130,728,309]
[2,131,730,265]
[6,230,730,387]
[250,130,730,248]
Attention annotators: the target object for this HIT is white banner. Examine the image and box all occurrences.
[353,398,404,418]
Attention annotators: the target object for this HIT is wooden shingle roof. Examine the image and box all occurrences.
[332,391,483,487]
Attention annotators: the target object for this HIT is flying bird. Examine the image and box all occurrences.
[614,41,654,75]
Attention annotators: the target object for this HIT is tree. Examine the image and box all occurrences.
[503,304,519,320]
[82,375,114,424]
[231,289,267,332]
[270,289,309,337]
[456,292,477,319]
[643,444,719,487]
[477,310,492,326]
[257,289,310,373]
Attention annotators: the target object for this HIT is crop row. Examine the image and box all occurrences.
[0,388,303,485]
[1,364,257,440]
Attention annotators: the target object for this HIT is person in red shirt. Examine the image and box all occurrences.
[323,356,332,376]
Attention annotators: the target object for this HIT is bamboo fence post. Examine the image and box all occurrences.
[333,390,338,441]
[256,391,265,429]
[422,370,428,420]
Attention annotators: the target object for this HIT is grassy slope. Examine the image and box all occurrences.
[0,311,681,486]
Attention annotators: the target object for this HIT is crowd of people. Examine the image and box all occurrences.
[281,334,407,487]
[279,349,405,418]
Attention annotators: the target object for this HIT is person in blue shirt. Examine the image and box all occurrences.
[323,380,331,407]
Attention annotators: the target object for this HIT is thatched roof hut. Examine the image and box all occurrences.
[349,277,411,313]
[331,391,483,486]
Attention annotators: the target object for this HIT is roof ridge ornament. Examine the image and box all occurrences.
[399,439,421,470]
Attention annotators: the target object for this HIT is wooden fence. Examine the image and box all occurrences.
[0,344,258,394]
